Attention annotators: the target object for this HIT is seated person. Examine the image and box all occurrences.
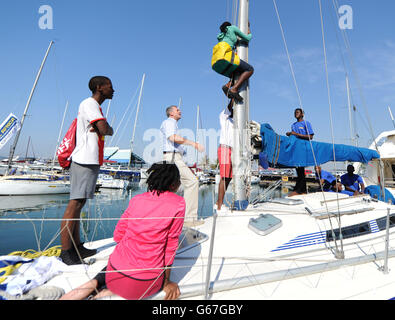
[341,164,365,196]
[60,162,184,300]
[315,166,343,193]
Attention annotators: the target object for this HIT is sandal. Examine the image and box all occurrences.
[222,85,244,102]
[228,90,243,103]
[222,85,231,97]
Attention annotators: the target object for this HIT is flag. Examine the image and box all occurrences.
[0,114,21,150]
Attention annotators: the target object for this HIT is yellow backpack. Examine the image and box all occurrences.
[211,41,240,78]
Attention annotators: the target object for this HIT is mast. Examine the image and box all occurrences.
[52,100,69,168]
[232,0,250,211]
[388,106,395,130]
[24,136,31,161]
[128,73,146,168]
[6,40,54,175]
[346,75,356,147]
[195,105,200,167]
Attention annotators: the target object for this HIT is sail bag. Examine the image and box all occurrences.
[259,123,380,168]
[56,118,77,169]
[211,42,240,78]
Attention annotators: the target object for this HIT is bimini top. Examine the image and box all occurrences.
[259,123,380,168]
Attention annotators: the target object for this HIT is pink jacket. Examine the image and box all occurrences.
[109,191,185,280]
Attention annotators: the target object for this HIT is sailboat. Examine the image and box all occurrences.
[96,74,146,189]
[0,41,70,196]
[355,129,395,197]
[43,0,395,301]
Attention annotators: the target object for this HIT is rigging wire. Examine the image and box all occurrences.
[328,1,362,147]
[113,99,139,148]
[328,0,358,146]
[272,0,342,257]
[331,0,387,200]
[331,0,378,150]
[318,0,344,257]
[3,0,391,297]
[232,0,239,25]
[108,84,140,147]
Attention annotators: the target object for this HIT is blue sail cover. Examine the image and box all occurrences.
[259,123,380,168]
[364,185,395,204]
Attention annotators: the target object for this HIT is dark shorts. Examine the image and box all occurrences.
[294,167,307,194]
[234,59,254,76]
[323,180,338,192]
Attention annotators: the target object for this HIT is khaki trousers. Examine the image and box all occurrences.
[163,153,199,221]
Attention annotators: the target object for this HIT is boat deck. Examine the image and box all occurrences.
[47,192,395,300]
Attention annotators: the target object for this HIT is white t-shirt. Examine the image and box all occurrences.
[160,117,185,154]
[219,108,234,148]
[71,97,106,165]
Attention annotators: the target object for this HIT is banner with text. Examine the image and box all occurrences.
[0,113,21,150]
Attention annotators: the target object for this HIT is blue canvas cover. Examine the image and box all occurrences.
[259,123,380,168]
[364,185,395,204]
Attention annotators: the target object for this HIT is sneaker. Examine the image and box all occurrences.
[222,85,231,97]
[76,243,97,259]
[59,249,85,266]
[226,89,243,103]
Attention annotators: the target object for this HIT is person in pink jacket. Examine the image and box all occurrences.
[60,162,184,300]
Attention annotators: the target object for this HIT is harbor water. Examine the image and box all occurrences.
[0,181,286,255]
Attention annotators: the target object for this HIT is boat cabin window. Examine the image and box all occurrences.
[375,214,395,231]
[326,213,395,242]
[326,222,371,242]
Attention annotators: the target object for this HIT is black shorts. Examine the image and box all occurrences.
[294,167,307,194]
[323,180,338,191]
[233,59,254,76]
[94,267,107,290]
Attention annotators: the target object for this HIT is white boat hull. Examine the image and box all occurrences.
[97,174,128,189]
[46,192,395,300]
[0,177,70,195]
[0,194,69,212]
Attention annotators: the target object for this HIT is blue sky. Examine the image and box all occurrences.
[1,0,394,165]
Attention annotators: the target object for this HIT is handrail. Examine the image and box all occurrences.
[204,212,218,299]
[382,207,391,274]
[148,248,395,300]
[320,194,367,205]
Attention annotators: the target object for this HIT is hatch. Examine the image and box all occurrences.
[248,214,282,236]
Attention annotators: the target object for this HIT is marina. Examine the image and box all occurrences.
[0,182,273,256]
[1,0,395,304]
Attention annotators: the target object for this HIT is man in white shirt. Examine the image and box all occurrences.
[60,76,114,265]
[216,99,234,211]
[160,105,204,227]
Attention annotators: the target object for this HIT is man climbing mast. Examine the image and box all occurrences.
[232,0,251,211]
